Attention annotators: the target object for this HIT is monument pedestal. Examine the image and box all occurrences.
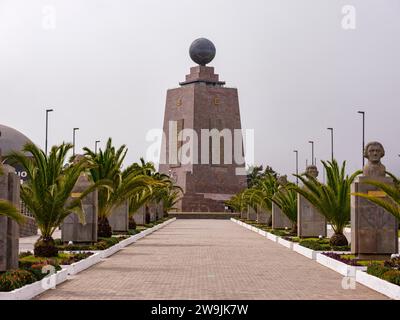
[133,206,146,225]
[272,202,292,229]
[109,200,129,233]
[247,206,257,221]
[297,195,327,238]
[0,165,20,271]
[62,174,98,243]
[159,64,247,213]
[351,176,398,258]
[257,208,271,225]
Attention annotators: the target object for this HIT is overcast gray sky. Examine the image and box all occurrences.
[1,0,399,179]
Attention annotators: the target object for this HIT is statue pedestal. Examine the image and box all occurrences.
[62,174,98,243]
[272,202,292,229]
[247,206,257,221]
[109,201,129,233]
[133,206,146,225]
[257,208,271,225]
[0,165,20,271]
[351,176,398,259]
[297,195,327,238]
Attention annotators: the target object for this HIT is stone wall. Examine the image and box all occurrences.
[19,216,38,237]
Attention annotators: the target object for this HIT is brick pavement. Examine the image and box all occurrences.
[37,220,386,300]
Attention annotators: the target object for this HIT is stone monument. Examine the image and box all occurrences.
[272,176,292,229]
[247,205,257,221]
[351,142,398,258]
[159,38,247,212]
[297,165,327,238]
[257,205,271,225]
[157,200,164,219]
[133,206,146,225]
[0,164,20,271]
[62,173,98,243]
[148,202,157,222]
[108,200,129,233]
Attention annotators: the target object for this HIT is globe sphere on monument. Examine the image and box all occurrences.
[189,38,216,66]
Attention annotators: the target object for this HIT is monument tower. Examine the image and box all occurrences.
[159,38,247,212]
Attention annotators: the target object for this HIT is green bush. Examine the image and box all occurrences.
[367,263,391,279]
[0,269,36,292]
[382,270,400,285]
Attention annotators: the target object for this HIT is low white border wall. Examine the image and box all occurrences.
[0,268,68,300]
[356,270,400,300]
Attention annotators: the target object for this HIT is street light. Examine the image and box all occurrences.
[293,150,299,185]
[358,111,365,167]
[73,128,79,156]
[95,140,100,154]
[327,127,334,161]
[308,141,314,165]
[45,108,54,155]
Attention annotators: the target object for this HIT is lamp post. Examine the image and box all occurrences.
[73,128,79,156]
[293,150,299,185]
[308,141,314,165]
[45,108,54,155]
[358,111,365,167]
[95,140,100,154]
[327,127,334,161]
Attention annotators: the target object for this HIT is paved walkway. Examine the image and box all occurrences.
[37,220,386,300]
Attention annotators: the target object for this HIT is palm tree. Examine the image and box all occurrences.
[84,138,157,237]
[0,164,25,224]
[270,184,298,232]
[250,173,279,213]
[290,160,361,246]
[353,172,400,220]
[5,143,93,257]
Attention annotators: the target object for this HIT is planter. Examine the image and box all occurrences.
[356,270,400,300]
[0,268,68,300]
[277,237,293,249]
[266,232,278,242]
[293,243,317,260]
[316,253,366,277]
[61,252,102,275]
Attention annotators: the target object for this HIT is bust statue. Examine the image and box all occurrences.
[277,175,288,187]
[363,141,386,177]
[305,165,319,179]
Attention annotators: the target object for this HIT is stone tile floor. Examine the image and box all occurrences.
[36,220,387,300]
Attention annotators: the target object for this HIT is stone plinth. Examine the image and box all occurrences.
[247,206,257,221]
[62,174,98,243]
[257,208,271,225]
[157,201,164,219]
[133,206,146,225]
[297,195,327,238]
[272,202,292,229]
[351,176,398,258]
[148,203,157,222]
[240,211,247,219]
[0,164,20,271]
[108,201,129,233]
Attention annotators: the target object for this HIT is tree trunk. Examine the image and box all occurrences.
[34,236,58,257]
[98,217,112,238]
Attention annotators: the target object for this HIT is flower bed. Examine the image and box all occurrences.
[0,268,68,300]
[356,269,400,300]
[316,252,367,277]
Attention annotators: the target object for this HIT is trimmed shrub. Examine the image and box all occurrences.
[0,269,36,292]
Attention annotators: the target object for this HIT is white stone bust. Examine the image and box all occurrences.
[363,141,386,177]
